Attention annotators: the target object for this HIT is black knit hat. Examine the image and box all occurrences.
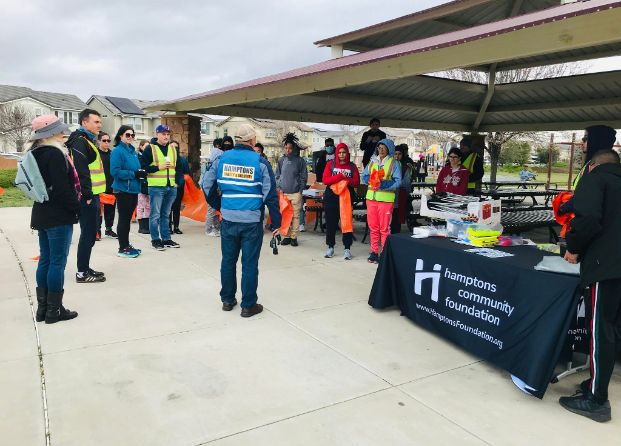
[585,125,617,162]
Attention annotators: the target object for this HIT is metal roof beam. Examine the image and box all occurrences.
[197,105,471,132]
[481,119,621,132]
[306,91,478,114]
[487,96,621,114]
[472,65,497,131]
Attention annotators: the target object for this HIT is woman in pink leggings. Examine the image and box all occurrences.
[362,138,401,264]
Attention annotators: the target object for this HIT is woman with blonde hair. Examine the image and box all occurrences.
[28,115,80,323]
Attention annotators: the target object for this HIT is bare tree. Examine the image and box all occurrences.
[438,62,587,182]
[0,104,32,152]
[337,124,360,164]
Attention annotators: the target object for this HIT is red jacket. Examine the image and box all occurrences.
[435,165,469,195]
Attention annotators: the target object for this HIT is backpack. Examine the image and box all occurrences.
[14,148,49,203]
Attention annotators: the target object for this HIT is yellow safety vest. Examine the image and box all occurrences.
[462,152,479,190]
[147,144,177,187]
[85,139,106,195]
[366,157,396,203]
[572,162,590,189]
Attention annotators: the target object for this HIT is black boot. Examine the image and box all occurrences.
[35,287,47,322]
[45,291,78,324]
[138,218,150,234]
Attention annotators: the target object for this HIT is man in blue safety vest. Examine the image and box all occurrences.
[202,124,281,317]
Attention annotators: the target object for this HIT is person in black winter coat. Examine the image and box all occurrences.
[559,149,621,423]
[28,115,80,324]
[66,108,106,283]
[359,118,387,168]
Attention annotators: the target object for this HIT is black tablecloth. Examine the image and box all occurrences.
[369,235,580,398]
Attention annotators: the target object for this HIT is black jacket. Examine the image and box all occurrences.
[99,148,113,193]
[461,151,484,186]
[66,130,97,200]
[140,139,183,187]
[360,129,387,167]
[30,146,80,230]
[566,163,621,286]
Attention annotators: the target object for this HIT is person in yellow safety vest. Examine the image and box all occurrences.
[66,108,107,283]
[140,124,183,250]
[460,135,484,195]
[362,138,401,264]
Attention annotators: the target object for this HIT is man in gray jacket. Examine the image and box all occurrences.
[275,133,307,246]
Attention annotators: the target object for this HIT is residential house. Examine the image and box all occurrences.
[0,84,87,152]
[215,117,314,162]
[87,95,164,143]
[310,128,357,151]
[353,126,423,154]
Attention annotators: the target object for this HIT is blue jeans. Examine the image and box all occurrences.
[77,195,99,272]
[148,186,177,241]
[220,220,263,308]
[37,225,73,293]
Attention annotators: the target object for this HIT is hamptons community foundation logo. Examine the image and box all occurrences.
[413,259,512,350]
[222,164,255,180]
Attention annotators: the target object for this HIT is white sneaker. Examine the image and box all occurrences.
[324,247,334,258]
[299,224,306,232]
[343,249,353,260]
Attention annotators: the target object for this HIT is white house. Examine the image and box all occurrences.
[0,84,87,152]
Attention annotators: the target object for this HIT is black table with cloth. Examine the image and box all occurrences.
[369,235,580,398]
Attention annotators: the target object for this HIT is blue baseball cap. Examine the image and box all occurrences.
[155,124,171,134]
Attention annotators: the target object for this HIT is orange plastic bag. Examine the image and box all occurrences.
[368,169,383,190]
[279,192,293,235]
[330,180,353,233]
[99,193,116,205]
[553,192,574,238]
[0,187,4,197]
[181,174,208,222]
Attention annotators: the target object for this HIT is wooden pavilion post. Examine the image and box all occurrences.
[567,133,576,190]
[546,133,554,190]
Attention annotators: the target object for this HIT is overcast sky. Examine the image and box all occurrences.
[0,0,448,101]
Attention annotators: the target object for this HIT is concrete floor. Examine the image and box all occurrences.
[0,206,619,446]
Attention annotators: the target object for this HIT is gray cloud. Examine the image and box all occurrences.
[1,0,447,101]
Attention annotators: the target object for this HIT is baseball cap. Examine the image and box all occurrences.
[235,124,256,142]
[155,124,171,134]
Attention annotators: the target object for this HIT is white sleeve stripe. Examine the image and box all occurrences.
[218,180,262,186]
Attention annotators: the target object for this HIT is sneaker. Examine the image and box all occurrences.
[162,240,180,249]
[76,271,106,283]
[241,303,263,318]
[367,252,379,264]
[88,268,105,278]
[343,249,353,260]
[173,228,183,235]
[151,240,165,251]
[324,246,334,258]
[281,237,291,246]
[291,239,299,247]
[127,244,142,254]
[559,393,611,423]
[105,229,118,238]
[95,231,101,241]
[299,224,306,232]
[117,247,140,258]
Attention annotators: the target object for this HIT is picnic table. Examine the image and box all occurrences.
[482,181,550,190]
[480,188,568,207]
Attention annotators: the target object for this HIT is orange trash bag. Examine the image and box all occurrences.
[99,193,116,205]
[553,191,574,238]
[330,180,353,233]
[181,174,208,222]
[279,192,293,235]
[368,169,383,190]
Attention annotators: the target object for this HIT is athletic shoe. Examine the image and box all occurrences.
[343,249,353,260]
[151,240,165,251]
[367,252,379,264]
[324,247,334,258]
[299,224,306,232]
[281,237,291,246]
[291,239,299,247]
[105,229,118,238]
[117,247,140,258]
[95,231,101,241]
[173,228,183,235]
[559,393,611,423]
[127,244,142,254]
[76,271,106,283]
[88,268,105,278]
[162,240,180,249]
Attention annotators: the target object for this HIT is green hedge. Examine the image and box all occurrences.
[0,168,17,188]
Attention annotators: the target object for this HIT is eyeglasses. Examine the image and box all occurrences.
[448,155,459,159]
[101,139,111,143]
[124,133,135,138]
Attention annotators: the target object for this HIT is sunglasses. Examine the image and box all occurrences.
[101,139,111,143]
[124,132,135,138]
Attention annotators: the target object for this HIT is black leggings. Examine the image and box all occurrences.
[115,192,138,250]
[324,203,353,249]
[170,186,184,229]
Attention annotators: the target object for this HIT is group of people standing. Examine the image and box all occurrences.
[28,109,189,324]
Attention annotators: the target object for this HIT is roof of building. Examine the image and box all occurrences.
[314,0,560,53]
[217,117,314,132]
[89,95,163,118]
[0,84,87,110]
[146,0,621,132]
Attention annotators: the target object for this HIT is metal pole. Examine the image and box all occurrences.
[546,133,554,189]
[568,133,576,190]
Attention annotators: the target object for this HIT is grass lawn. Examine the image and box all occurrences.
[0,187,33,208]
